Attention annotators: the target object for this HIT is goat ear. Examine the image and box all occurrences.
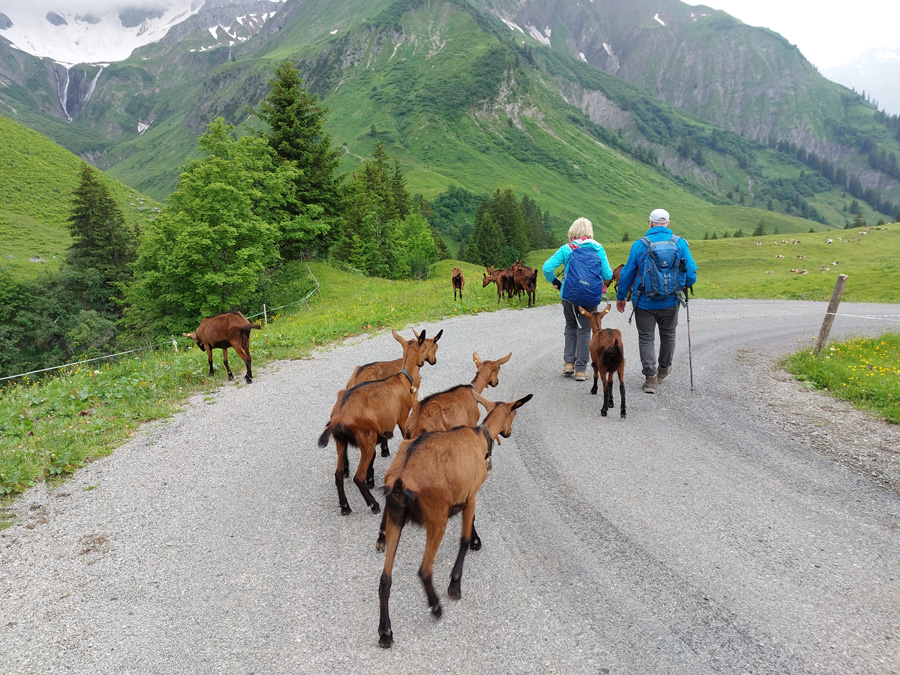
[392,329,405,344]
[577,306,586,316]
[433,329,443,342]
[512,393,534,410]
[182,332,192,337]
[496,352,512,365]
[473,352,481,365]
[417,329,426,344]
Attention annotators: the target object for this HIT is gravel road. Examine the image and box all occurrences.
[2,299,899,674]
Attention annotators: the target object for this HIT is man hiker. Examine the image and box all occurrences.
[615,208,698,394]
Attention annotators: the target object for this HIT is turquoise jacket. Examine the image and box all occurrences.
[616,226,698,309]
[542,238,614,297]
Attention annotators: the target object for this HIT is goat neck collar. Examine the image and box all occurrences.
[478,423,494,457]
[399,368,414,384]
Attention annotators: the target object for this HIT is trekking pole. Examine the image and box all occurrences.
[683,288,694,391]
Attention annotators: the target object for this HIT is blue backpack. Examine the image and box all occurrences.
[561,243,607,308]
[636,234,686,302]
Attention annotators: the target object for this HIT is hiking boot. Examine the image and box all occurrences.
[575,371,587,381]
[657,366,671,381]
[642,375,658,394]
[563,362,575,376]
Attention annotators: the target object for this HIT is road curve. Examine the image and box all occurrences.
[2,299,899,674]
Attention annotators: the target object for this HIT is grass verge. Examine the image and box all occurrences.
[784,332,900,423]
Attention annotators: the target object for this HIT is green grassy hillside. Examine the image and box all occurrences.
[0,114,161,279]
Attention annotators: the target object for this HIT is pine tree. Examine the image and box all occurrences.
[752,220,766,237]
[488,189,529,265]
[621,232,630,242]
[253,61,342,232]
[66,163,136,315]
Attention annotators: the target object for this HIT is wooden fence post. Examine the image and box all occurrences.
[815,274,849,355]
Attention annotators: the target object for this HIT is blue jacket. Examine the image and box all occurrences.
[616,226,698,309]
[542,238,613,297]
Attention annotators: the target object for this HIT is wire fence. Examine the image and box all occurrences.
[0,267,321,384]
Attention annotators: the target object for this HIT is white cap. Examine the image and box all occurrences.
[649,208,670,224]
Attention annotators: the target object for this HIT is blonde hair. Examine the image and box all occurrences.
[568,217,593,240]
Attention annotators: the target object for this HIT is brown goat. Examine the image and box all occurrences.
[511,261,538,306]
[579,305,626,418]
[610,264,632,301]
[318,331,427,516]
[482,266,504,303]
[451,268,465,301]
[403,351,511,440]
[344,328,442,457]
[183,311,261,384]
[377,393,533,648]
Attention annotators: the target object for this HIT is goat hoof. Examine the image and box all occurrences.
[375,538,385,552]
[590,388,598,395]
[341,505,352,516]
[366,478,375,489]
[601,410,608,417]
[227,374,235,381]
[380,448,390,457]
[470,537,481,551]
[621,412,627,419]
[431,603,443,618]
[371,502,381,514]
[379,632,393,649]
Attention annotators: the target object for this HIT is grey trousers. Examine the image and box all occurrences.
[562,300,597,371]
[634,305,680,377]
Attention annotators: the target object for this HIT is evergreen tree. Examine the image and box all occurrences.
[621,231,630,242]
[66,163,136,315]
[521,195,547,249]
[753,218,766,237]
[488,189,529,265]
[466,215,504,267]
[252,61,341,249]
[852,212,867,228]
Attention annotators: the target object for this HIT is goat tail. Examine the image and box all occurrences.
[317,423,333,448]
[601,337,625,372]
[241,323,262,333]
[383,478,422,526]
[331,422,360,449]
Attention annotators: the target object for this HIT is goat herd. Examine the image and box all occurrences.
[315,317,624,647]
[184,266,628,648]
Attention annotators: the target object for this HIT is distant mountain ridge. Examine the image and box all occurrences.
[1,0,898,236]
[825,48,900,117]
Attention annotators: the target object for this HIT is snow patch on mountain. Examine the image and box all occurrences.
[0,1,285,65]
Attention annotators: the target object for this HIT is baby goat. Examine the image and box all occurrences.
[579,305,626,419]
[377,393,533,649]
[318,331,427,516]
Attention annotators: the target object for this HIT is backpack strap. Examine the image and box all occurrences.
[632,237,654,305]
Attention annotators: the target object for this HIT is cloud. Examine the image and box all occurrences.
[0,1,189,17]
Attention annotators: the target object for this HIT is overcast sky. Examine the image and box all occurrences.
[694,0,900,70]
